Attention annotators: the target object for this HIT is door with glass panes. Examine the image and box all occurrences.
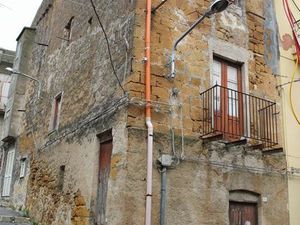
[212,58,244,139]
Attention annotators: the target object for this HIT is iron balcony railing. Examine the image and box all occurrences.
[200,85,278,149]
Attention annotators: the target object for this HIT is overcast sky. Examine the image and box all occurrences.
[0,0,43,51]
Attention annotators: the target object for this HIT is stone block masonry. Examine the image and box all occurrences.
[5,0,288,225]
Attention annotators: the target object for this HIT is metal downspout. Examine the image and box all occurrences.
[145,0,153,225]
[160,167,167,225]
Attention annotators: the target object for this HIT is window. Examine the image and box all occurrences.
[64,17,74,41]
[52,93,62,130]
[58,165,65,191]
[20,159,26,178]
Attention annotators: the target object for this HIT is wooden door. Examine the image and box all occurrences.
[2,148,15,197]
[97,140,113,225]
[229,202,258,225]
[213,58,243,139]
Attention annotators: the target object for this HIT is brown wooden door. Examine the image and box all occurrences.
[229,202,258,225]
[213,58,243,139]
[97,140,113,225]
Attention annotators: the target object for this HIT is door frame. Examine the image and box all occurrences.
[209,39,251,137]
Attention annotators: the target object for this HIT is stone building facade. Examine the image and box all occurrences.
[0,48,14,138]
[0,47,15,205]
[1,0,289,225]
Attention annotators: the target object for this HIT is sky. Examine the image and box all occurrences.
[0,0,43,51]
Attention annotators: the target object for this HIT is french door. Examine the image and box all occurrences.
[2,148,15,197]
[213,58,244,139]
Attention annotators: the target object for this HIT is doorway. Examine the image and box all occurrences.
[2,148,15,197]
[229,201,258,225]
[212,57,244,139]
[97,130,113,225]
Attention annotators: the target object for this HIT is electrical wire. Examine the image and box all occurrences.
[283,0,300,124]
[291,0,300,15]
[283,0,300,58]
[89,0,126,95]
[39,96,128,150]
[183,156,286,177]
[289,57,300,124]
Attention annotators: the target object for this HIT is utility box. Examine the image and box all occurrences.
[157,154,175,167]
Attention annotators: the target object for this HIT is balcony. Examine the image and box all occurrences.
[200,85,279,150]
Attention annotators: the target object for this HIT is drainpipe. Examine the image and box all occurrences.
[145,0,153,225]
[160,167,167,225]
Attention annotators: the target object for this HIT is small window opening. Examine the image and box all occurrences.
[58,165,65,191]
[88,17,93,25]
[53,93,62,130]
[19,158,26,178]
[64,16,74,41]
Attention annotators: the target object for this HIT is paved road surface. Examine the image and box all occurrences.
[0,223,31,225]
[0,207,21,217]
[0,207,31,224]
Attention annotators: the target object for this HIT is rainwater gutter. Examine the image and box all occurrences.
[145,0,153,225]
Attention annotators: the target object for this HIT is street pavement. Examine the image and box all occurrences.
[0,223,31,225]
[0,207,31,225]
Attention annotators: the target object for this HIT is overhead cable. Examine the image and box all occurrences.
[289,57,300,124]
[291,0,300,14]
[283,0,300,124]
[89,0,126,95]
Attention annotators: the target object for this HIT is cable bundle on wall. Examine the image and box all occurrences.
[283,0,300,124]
[283,0,300,61]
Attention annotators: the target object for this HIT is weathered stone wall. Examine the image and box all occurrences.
[128,0,282,140]
[124,0,288,224]
[12,0,135,224]
[126,128,288,225]
[10,0,288,224]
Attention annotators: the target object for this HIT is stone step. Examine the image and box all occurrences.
[0,216,31,223]
[0,207,31,225]
[0,223,31,225]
